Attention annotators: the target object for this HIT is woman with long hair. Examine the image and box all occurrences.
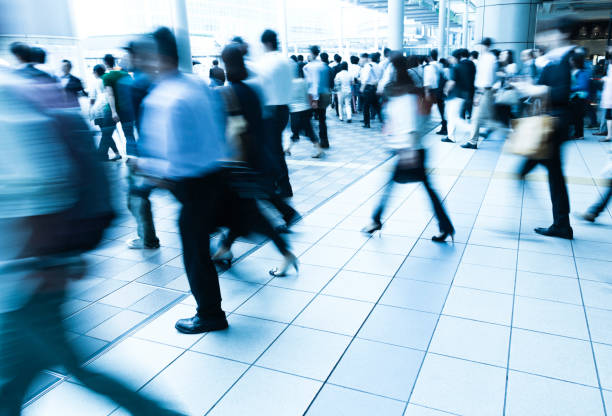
[363,52,455,243]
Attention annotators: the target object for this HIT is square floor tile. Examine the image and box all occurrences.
[250,241,312,260]
[593,342,612,391]
[268,264,339,293]
[395,257,459,285]
[580,280,612,311]
[98,282,156,308]
[515,293,588,339]
[587,307,612,345]
[85,337,182,390]
[137,265,185,287]
[307,384,405,416]
[219,257,275,285]
[403,403,458,415]
[453,263,515,294]
[409,353,506,416]
[461,245,517,270]
[573,240,612,262]
[329,338,424,401]
[134,304,205,348]
[429,315,510,367]
[294,295,373,336]
[217,278,262,312]
[517,251,576,278]
[86,310,148,342]
[358,305,438,350]
[344,250,406,276]
[505,370,605,416]
[190,312,285,362]
[322,270,391,303]
[380,279,449,314]
[128,288,183,315]
[443,286,513,325]
[207,366,321,416]
[515,271,581,304]
[519,234,573,257]
[23,381,117,416]
[509,328,599,387]
[468,228,519,250]
[409,238,465,263]
[575,258,612,284]
[300,245,358,269]
[317,229,370,249]
[236,286,314,323]
[63,303,122,334]
[141,351,247,415]
[257,325,351,380]
[361,235,417,256]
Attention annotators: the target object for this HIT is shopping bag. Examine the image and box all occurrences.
[504,115,555,159]
[393,149,425,183]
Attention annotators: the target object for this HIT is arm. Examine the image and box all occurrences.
[105,86,120,122]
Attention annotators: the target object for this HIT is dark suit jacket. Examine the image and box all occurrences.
[450,59,476,100]
[63,74,86,106]
[209,66,226,85]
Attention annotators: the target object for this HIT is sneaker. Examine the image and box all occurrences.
[441,137,455,143]
[461,142,478,149]
[347,119,352,123]
[127,238,160,249]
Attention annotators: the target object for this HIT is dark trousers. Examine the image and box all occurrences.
[373,149,453,233]
[569,97,586,138]
[120,121,138,156]
[362,85,379,127]
[461,93,473,120]
[265,105,293,197]
[588,179,612,217]
[315,93,330,148]
[0,267,170,415]
[290,110,318,144]
[436,90,447,128]
[171,172,225,318]
[127,168,159,247]
[519,140,571,228]
[97,124,119,159]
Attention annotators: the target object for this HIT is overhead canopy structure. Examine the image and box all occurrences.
[354,0,461,27]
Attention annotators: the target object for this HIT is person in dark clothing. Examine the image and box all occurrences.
[213,44,298,276]
[10,42,55,82]
[568,51,590,139]
[515,16,577,240]
[332,53,342,117]
[428,49,448,134]
[442,49,476,143]
[209,58,226,87]
[60,59,87,108]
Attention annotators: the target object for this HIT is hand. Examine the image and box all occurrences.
[112,112,120,123]
[311,100,319,110]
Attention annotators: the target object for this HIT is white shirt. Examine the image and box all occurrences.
[383,93,421,150]
[377,64,394,95]
[303,58,330,101]
[348,63,360,82]
[474,50,497,89]
[288,78,311,113]
[253,51,294,106]
[359,63,378,89]
[334,70,352,94]
[423,62,439,89]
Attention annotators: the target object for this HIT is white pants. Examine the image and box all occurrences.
[468,88,495,145]
[446,97,470,143]
[339,91,352,121]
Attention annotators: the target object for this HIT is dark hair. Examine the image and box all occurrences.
[153,27,179,66]
[339,61,348,71]
[571,52,585,70]
[231,36,244,45]
[538,14,578,35]
[350,55,359,65]
[93,64,106,77]
[297,54,304,62]
[30,47,46,64]
[290,54,297,62]
[10,42,30,62]
[439,58,450,68]
[62,59,72,71]
[320,52,329,63]
[429,48,438,61]
[261,29,278,51]
[470,50,479,59]
[491,49,501,59]
[360,52,369,59]
[504,49,514,64]
[451,49,462,60]
[370,52,380,63]
[406,55,419,69]
[103,54,115,67]
[334,54,342,63]
[481,37,493,48]
[383,47,391,57]
[212,59,219,66]
[222,44,248,83]
[387,51,415,96]
[310,45,320,57]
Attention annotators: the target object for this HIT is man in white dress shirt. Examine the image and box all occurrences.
[359,53,381,128]
[463,37,498,149]
[254,29,295,197]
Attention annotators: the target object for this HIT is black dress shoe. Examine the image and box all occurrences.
[175,314,228,334]
[441,137,455,143]
[461,142,478,149]
[534,225,573,240]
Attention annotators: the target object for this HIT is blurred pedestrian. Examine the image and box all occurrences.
[287,64,323,157]
[209,58,225,87]
[89,63,121,161]
[60,59,87,108]
[304,45,332,145]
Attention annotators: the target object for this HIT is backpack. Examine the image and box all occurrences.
[22,109,115,258]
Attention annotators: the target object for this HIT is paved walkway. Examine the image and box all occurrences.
[22,114,612,416]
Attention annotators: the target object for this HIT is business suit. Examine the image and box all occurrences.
[446,59,476,142]
[209,66,226,86]
[62,74,86,107]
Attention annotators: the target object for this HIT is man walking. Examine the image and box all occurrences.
[304,46,332,148]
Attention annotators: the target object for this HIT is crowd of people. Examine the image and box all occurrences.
[1,13,612,414]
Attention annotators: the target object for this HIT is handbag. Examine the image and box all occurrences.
[504,96,555,160]
[392,149,425,183]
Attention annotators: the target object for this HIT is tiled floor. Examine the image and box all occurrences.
[22,112,612,415]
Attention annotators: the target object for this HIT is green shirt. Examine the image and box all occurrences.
[102,69,129,117]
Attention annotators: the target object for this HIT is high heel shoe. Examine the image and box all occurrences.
[269,253,299,277]
[212,246,234,265]
[361,221,382,235]
[432,230,455,243]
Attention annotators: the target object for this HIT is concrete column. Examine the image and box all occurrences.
[172,0,192,73]
[462,0,469,48]
[438,0,447,57]
[474,0,537,57]
[388,0,404,50]
[280,0,289,55]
